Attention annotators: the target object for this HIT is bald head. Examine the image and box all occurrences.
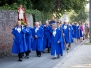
[45,21,49,26]
[35,22,39,27]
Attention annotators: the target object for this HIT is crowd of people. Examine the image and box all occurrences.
[12,20,89,61]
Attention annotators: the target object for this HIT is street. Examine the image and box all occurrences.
[0,40,86,68]
[53,39,91,68]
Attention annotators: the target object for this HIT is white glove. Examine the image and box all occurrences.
[15,27,17,30]
[26,28,29,32]
[22,25,24,29]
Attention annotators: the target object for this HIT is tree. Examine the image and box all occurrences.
[70,9,88,22]
[0,0,88,13]
[0,0,88,22]
[89,0,91,43]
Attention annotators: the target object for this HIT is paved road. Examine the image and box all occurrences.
[0,41,83,68]
[53,39,91,68]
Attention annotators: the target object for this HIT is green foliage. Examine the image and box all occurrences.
[53,0,88,13]
[30,10,51,23]
[21,20,26,25]
[70,9,88,22]
[0,3,18,10]
[30,10,42,22]
[31,0,55,12]
[0,0,88,13]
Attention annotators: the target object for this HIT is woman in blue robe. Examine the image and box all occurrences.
[50,23,62,59]
[25,25,32,58]
[12,21,27,61]
[43,21,51,53]
[32,22,44,57]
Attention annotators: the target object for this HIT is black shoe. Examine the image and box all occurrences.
[27,56,29,58]
[48,48,50,53]
[61,54,63,56]
[48,51,50,53]
[18,59,22,62]
[25,56,29,59]
[66,48,69,50]
[38,55,41,57]
[52,57,57,60]
[57,56,60,59]
[42,51,45,53]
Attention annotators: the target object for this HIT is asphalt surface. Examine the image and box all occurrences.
[0,41,83,68]
[53,39,91,68]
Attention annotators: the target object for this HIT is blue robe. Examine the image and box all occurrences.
[69,25,74,43]
[72,24,75,38]
[62,24,70,44]
[60,26,65,50]
[43,25,51,50]
[12,27,27,54]
[50,29,63,56]
[57,27,64,55]
[74,25,82,39]
[32,27,44,51]
[25,26,32,51]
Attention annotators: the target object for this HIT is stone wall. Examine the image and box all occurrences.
[0,10,33,57]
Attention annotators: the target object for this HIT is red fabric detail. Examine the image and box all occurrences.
[17,7,27,24]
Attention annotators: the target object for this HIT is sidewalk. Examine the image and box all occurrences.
[53,39,91,68]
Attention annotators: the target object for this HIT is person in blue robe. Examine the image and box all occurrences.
[72,23,76,38]
[74,23,79,43]
[43,21,51,53]
[24,24,32,58]
[57,22,65,56]
[62,22,71,53]
[12,21,27,61]
[32,22,44,57]
[50,23,62,59]
[74,23,83,43]
[39,22,45,53]
[68,23,74,48]
[60,23,65,51]
[39,21,44,28]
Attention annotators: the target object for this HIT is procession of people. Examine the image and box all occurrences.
[11,5,89,62]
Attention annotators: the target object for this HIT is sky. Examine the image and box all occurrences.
[85,3,89,11]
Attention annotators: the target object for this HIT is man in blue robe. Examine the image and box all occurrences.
[59,21,65,51]
[43,21,51,53]
[50,23,62,59]
[32,22,44,57]
[57,22,64,56]
[25,24,32,58]
[62,22,70,53]
[12,21,27,61]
